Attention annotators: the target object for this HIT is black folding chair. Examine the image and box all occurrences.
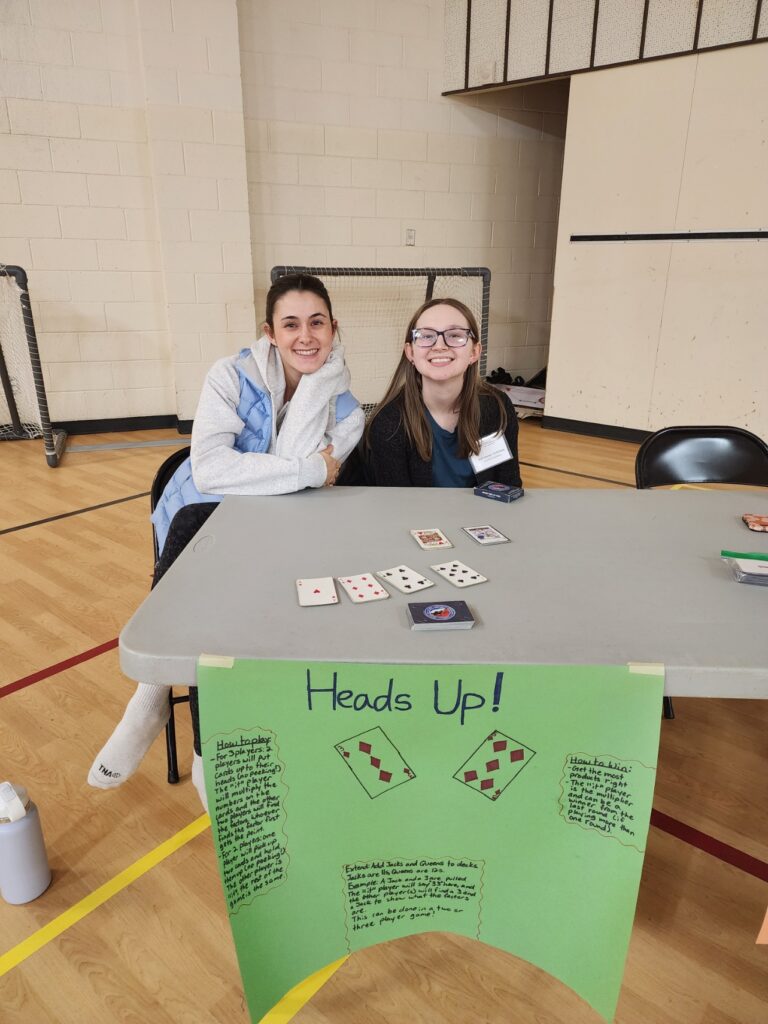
[635,425,768,490]
[635,425,768,719]
[150,445,192,783]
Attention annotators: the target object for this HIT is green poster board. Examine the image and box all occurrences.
[198,661,663,1022]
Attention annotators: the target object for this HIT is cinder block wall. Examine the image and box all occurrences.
[0,0,566,423]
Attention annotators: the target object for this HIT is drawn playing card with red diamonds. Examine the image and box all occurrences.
[454,730,536,801]
[335,726,416,798]
[336,572,390,603]
[296,576,338,607]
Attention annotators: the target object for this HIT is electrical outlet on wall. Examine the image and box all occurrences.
[405,228,416,246]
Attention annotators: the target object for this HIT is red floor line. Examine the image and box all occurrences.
[3,648,767,884]
[0,638,119,699]
[651,808,768,883]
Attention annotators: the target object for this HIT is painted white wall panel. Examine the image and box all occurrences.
[555,57,696,234]
[649,243,768,433]
[547,242,670,430]
[675,44,768,229]
[546,49,768,438]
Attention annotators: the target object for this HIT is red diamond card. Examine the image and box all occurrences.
[335,727,415,798]
[453,730,536,801]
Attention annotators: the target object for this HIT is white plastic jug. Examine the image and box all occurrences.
[0,781,52,904]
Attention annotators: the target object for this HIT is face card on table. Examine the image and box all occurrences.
[376,564,434,594]
[296,576,338,606]
[410,528,452,550]
[430,560,488,588]
[337,573,390,603]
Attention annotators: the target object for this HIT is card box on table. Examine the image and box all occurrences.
[406,600,475,630]
[474,482,524,503]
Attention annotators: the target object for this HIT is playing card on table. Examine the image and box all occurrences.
[410,528,452,550]
[743,513,768,532]
[336,572,390,602]
[453,730,536,801]
[335,726,416,798]
[375,564,434,594]
[430,559,488,588]
[462,524,509,545]
[296,576,338,606]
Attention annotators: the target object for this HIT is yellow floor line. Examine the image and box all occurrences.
[263,957,349,1022]
[0,813,211,977]
[0,809,345,1021]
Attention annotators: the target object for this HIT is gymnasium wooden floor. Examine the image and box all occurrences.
[1,420,766,1023]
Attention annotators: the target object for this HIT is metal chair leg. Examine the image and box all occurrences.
[165,690,180,784]
[662,695,675,720]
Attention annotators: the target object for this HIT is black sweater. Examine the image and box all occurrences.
[346,391,521,488]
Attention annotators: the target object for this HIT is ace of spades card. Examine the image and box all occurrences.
[454,730,536,800]
[334,727,416,798]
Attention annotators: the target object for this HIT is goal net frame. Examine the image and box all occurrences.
[0,264,66,467]
[269,265,491,409]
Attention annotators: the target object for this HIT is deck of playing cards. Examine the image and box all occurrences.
[410,528,452,549]
[462,524,509,545]
[429,560,487,588]
[407,600,475,630]
[723,557,768,586]
[474,482,524,503]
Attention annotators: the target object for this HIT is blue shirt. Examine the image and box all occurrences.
[426,409,475,487]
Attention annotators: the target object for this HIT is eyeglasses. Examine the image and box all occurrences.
[410,327,475,349]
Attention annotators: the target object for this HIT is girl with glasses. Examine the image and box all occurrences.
[358,297,522,489]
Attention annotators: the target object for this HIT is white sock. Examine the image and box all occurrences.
[192,752,208,812]
[88,684,171,789]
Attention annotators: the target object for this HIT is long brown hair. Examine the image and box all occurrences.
[365,297,507,461]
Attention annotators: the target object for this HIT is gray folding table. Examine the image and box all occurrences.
[119,488,768,698]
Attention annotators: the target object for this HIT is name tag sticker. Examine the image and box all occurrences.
[468,432,513,473]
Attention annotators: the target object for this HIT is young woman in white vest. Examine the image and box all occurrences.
[88,274,364,809]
